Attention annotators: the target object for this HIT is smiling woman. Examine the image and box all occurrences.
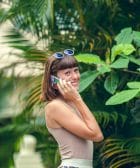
[57,66,80,89]
[40,49,104,168]
[41,49,79,101]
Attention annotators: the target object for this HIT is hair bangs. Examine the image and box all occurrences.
[57,56,78,70]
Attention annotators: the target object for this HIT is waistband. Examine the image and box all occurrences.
[58,158,93,168]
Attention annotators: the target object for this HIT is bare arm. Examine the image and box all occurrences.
[56,79,104,142]
[72,97,104,142]
[46,100,103,142]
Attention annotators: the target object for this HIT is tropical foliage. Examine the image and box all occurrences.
[0,0,140,168]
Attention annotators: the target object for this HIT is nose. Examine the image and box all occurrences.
[71,71,79,80]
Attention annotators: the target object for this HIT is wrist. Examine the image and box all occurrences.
[73,95,83,104]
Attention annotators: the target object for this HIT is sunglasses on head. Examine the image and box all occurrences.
[53,49,74,59]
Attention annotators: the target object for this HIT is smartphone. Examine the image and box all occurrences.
[51,75,60,85]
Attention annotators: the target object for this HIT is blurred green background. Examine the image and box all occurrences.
[0,0,140,168]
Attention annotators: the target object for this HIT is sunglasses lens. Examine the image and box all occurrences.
[64,49,74,56]
[53,49,74,59]
[53,52,64,59]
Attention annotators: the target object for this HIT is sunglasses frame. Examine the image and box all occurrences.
[53,49,74,59]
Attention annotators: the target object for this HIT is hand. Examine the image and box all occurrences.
[57,79,81,102]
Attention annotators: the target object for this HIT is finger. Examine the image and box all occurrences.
[60,79,69,92]
[64,81,72,91]
[59,79,65,89]
[67,81,74,90]
[57,82,65,95]
[58,79,69,94]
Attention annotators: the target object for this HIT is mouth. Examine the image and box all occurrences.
[71,81,79,87]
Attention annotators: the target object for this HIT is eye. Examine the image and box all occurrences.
[74,68,79,73]
[65,71,70,76]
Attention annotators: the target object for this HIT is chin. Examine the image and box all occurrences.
[73,85,79,90]
[71,81,79,90]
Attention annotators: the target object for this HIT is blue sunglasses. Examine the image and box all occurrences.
[53,49,74,59]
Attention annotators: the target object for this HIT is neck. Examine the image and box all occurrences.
[57,96,72,103]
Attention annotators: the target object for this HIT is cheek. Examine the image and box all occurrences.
[57,73,67,80]
[57,72,63,78]
[61,75,72,81]
[64,76,71,81]
[77,73,80,80]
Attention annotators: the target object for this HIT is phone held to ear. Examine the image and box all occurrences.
[51,75,60,86]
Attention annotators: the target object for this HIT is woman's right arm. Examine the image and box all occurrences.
[56,79,104,142]
[46,100,104,142]
[72,97,104,142]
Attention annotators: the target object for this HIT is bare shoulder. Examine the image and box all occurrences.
[45,99,65,128]
[45,99,65,109]
[45,99,66,116]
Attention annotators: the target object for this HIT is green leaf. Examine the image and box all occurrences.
[128,56,140,66]
[110,57,129,69]
[125,138,140,155]
[79,70,100,93]
[94,111,127,128]
[97,64,111,74]
[115,27,133,44]
[130,100,140,124]
[104,71,119,94]
[101,138,140,168]
[76,54,103,64]
[133,31,140,47]
[106,89,140,105]
[127,82,140,89]
[111,44,136,62]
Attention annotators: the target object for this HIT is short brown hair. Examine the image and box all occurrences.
[41,54,78,102]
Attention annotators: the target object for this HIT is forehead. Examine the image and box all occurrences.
[57,67,79,72]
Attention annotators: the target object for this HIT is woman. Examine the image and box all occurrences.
[41,49,104,168]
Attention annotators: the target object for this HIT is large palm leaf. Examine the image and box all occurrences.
[100,137,140,168]
[0,0,53,38]
[2,0,140,54]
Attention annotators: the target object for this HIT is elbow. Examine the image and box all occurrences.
[83,128,104,142]
[91,133,104,142]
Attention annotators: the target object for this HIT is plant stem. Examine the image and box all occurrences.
[122,69,140,75]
